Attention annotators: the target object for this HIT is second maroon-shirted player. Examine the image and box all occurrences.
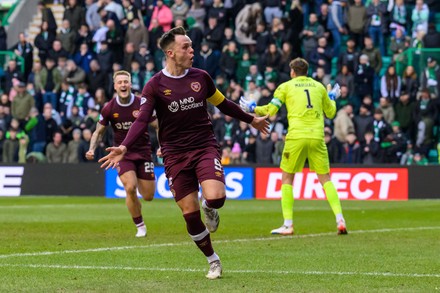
[87,70,157,238]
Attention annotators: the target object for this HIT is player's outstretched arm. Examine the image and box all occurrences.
[240,96,280,117]
[99,145,127,170]
[86,123,106,161]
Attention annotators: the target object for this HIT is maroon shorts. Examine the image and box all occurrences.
[164,146,225,201]
[117,159,155,181]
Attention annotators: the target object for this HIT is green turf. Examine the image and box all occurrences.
[0,197,439,292]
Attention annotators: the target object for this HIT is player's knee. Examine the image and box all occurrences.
[141,192,154,202]
[205,197,226,209]
[125,185,137,198]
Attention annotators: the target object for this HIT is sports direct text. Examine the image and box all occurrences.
[256,168,408,200]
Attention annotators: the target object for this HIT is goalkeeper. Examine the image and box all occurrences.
[240,58,347,235]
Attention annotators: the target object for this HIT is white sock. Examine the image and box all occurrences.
[336,214,344,223]
[283,219,293,227]
[207,252,220,263]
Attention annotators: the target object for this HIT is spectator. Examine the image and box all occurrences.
[389,28,411,60]
[125,17,148,51]
[65,128,82,163]
[3,59,24,94]
[130,60,145,93]
[421,56,440,98]
[361,130,380,164]
[46,131,66,163]
[85,0,101,32]
[318,3,330,39]
[122,42,135,71]
[59,80,78,120]
[309,37,333,77]
[313,66,331,86]
[411,0,429,38]
[57,19,77,55]
[378,97,395,124]
[341,132,362,164]
[334,103,355,143]
[79,128,96,162]
[335,64,355,98]
[256,131,273,164]
[147,18,164,54]
[366,108,392,162]
[423,23,440,48]
[187,0,206,31]
[171,0,189,22]
[38,1,57,34]
[34,21,56,64]
[347,0,367,50]
[353,103,374,143]
[73,43,95,74]
[264,0,283,25]
[203,16,224,52]
[362,36,382,76]
[186,17,204,54]
[401,65,419,102]
[389,0,407,35]
[65,59,86,86]
[121,0,140,28]
[148,0,173,32]
[327,0,347,57]
[63,0,86,32]
[11,82,35,125]
[10,32,34,81]
[2,127,20,162]
[380,64,402,104]
[144,59,156,84]
[325,126,343,163]
[336,84,351,111]
[96,41,114,74]
[219,41,239,81]
[36,58,62,110]
[394,91,416,138]
[354,54,375,100]
[235,2,263,47]
[42,103,59,144]
[75,24,93,52]
[384,121,407,163]
[193,41,219,79]
[86,59,107,98]
[47,40,69,66]
[105,19,124,64]
[413,88,437,156]
[242,134,257,163]
[366,0,387,56]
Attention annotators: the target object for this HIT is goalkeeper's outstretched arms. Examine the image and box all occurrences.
[239,96,280,117]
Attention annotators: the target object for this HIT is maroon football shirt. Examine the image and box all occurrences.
[99,94,153,161]
[125,67,220,156]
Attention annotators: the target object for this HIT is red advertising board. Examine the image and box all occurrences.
[255,168,408,200]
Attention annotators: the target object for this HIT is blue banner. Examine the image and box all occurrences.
[105,167,254,200]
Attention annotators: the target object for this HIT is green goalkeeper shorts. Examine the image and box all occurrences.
[280,138,330,175]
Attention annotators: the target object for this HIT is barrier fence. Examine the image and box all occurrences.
[0,164,439,200]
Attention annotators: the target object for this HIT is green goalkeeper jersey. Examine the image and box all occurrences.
[255,76,336,140]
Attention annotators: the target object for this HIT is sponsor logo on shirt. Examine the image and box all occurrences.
[115,121,133,130]
[168,96,204,112]
[132,110,139,118]
[191,82,201,92]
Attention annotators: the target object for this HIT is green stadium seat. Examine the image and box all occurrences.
[427,148,439,164]
[331,57,338,79]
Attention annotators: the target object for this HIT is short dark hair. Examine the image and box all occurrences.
[159,26,187,52]
[289,58,309,76]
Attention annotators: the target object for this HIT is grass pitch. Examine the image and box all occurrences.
[0,197,439,292]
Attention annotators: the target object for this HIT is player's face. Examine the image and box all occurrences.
[114,75,132,99]
[170,35,194,69]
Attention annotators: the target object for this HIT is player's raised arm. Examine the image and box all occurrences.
[207,89,270,134]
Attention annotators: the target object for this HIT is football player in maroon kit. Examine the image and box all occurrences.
[87,70,158,238]
[99,27,269,279]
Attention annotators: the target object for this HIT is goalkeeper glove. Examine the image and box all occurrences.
[328,83,341,101]
[239,96,256,113]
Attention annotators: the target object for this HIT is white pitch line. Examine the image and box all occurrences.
[0,226,439,260]
[0,263,439,279]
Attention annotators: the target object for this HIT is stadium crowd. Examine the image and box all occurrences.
[0,0,440,165]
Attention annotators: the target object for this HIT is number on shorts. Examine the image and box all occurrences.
[304,89,313,109]
[214,158,223,172]
[144,162,154,173]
